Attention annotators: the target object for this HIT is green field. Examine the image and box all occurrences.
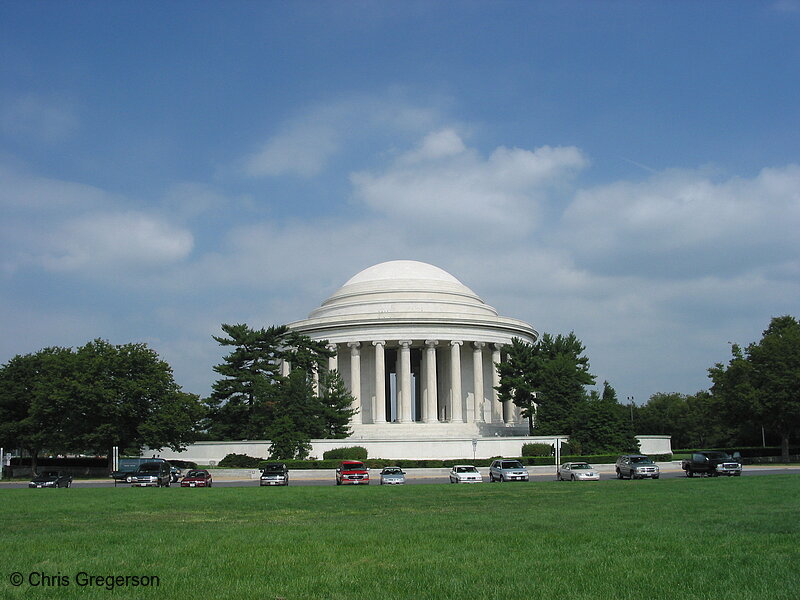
[2,476,798,600]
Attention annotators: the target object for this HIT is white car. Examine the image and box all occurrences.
[379,466,406,485]
[449,465,483,484]
[557,462,599,481]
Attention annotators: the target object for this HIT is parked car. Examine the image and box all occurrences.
[168,463,183,483]
[335,461,370,485]
[260,463,289,486]
[681,451,742,477]
[615,455,660,479]
[449,465,483,484]
[489,459,529,482]
[130,461,172,487]
[181,469,213,487]
[29,471,72,488]
[111,457,171,486]
[379,466,406,485]
[557,462,599,481]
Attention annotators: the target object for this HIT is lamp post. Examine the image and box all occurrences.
[627,396,635,425]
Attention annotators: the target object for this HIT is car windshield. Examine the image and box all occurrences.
[571,463,591,469]
[137,463,162,473]
[630,456,653,464]
[501,461,523,469]
[186,470,205,478]
[456,466,477,473]
[383,468,401,474]
[344,463,365,470]
[705,452,731,460]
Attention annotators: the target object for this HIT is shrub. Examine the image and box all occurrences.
[218,453,262,468]
[322,446,368,460]
[521,443,552,456]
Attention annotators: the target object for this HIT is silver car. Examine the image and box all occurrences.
[489,459,529,482]
[615,454,660,479]
[449,465,483,483]
[260,463,289,486]
[557,462,599,481]
[379,466,406,485]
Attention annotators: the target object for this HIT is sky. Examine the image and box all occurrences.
[1,1,799,405]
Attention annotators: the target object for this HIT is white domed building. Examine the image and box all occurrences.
[154,260,673,462]
[289,260,538,440]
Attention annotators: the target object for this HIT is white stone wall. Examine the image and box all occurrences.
[149,434,672,463]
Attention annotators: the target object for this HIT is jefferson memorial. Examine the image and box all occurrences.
[156,260,672,460]
[288,260,537,439]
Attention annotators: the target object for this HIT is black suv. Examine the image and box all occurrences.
[130,462,172,487]
[615,455,660,479]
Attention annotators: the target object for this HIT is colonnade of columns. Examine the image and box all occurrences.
[327,339,518,426]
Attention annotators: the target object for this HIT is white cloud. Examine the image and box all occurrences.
[351,129,588,236]
[0,165,193,277]
[0,93,78,143]
[40,212,194,272]
[561,165,800,276]
[240,91,446,178]
[243,122,338,178]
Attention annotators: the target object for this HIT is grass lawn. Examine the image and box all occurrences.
[1,476,798,599]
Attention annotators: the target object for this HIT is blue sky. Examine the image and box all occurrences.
[2,1,799,405]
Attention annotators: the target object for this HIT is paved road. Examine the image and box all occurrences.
[3,464,799,488]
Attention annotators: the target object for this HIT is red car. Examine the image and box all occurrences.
[335,460,369,485]
[180,469,213,487]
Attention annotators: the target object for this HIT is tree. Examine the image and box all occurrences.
[531,332,595,435]
[635,391,725,449]
[710,315,800,460]
[495,338,540,434]
[570,382,639,454]
[496,332,596,436]
[0,340,204,473]
[318,369,358,438]
[0,347,77,474]
[206,323,348,444]
[205,324,288,439]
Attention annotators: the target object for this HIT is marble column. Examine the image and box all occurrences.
[492,343,504,424]
[327,344,338,373]
[348,342,361,424]
[472,342,485,423]
[373,341,386,423]
[424,340,439,423]
[450,341,463,423]
[398,340,413,423]
[280,359,290,377]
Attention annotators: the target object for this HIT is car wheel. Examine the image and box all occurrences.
[571,475,576,481]
[653,475,659,479]
[616,469,622,480]
[165,480,170,487]
[686,470,693,477]
[734,472,741,477]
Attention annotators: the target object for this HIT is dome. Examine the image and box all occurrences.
[308,260,499,320]
[344,260,463,287]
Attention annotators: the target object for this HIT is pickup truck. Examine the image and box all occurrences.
[681,451,742,477]
[335,460,369,485]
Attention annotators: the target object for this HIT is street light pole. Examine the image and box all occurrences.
[627,396,635,425]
